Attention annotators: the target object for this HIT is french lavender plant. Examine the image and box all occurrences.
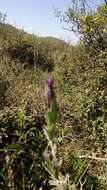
[44,77,57,139]
[42,77,77,190]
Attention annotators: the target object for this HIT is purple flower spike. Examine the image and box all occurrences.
[45,77,54,107]
[46,77,54,88]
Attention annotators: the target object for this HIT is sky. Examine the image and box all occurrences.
[0,0,103,44]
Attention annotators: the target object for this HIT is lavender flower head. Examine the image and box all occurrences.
[46,77,54,88]
[45,77,54,108]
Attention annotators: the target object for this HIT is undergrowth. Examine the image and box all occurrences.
[0,4,107,189]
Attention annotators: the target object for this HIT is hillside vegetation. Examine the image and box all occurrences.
[0,1,107,189]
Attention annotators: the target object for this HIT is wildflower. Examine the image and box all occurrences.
[44,77,54,108]
[44,77,57,136]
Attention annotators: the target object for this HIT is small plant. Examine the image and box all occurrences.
[43,77,77,190]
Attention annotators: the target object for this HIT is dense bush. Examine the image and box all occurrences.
[0,108,49,189]
[7,38,54,71]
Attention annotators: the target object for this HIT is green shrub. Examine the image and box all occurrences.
[0,108,49,189]
[6,37,54,71]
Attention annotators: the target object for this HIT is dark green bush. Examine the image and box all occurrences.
[0,109,49,189]
[6,38,54,71]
